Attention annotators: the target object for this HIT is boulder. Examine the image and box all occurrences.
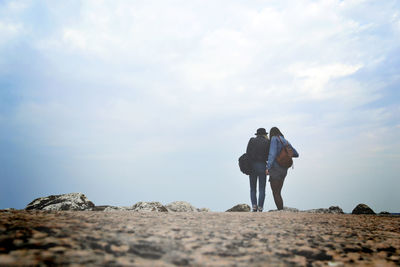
[352,204,376,215]
[25,193,95,211]
[131,202,168,212]
[304,206,344,214]
[165,201,197,212]
[226,204,250,212]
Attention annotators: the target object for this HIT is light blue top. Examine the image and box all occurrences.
[267,136,299,170]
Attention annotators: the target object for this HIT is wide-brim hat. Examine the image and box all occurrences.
[255,128,268,135]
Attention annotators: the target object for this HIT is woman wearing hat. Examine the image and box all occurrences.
[246,128,270,212]
[266,127,299,210]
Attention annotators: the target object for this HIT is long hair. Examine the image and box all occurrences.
[269,127,284,138]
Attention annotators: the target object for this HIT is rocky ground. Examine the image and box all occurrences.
[0,210,399,266]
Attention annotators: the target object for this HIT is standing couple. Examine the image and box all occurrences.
[246,127,299,212]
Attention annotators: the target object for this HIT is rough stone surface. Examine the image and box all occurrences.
[305,206,344,214]
[380,211,391,215]
[226,204,250,212]
[131,202,168,212]
[25,193,95,211]
[0,210,399,266]
[352,204,376,215]
[165,201,197,212]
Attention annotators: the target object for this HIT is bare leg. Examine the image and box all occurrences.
[270,179,284,210]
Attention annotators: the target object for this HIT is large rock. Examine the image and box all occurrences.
[226,204,250,212]
[352,204,376,215]
[305,206,344,214]
[165,201,197,212]
[131,202,168,212]
[26,193,95,211]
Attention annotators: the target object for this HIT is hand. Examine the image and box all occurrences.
[265,169,269,175]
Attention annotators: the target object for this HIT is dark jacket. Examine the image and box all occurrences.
[246,136,270,163]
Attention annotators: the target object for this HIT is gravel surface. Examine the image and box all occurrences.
[0,210,399,266]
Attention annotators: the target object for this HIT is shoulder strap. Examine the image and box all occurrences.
[277,136,286,146]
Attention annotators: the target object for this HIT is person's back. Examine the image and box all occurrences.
[246,128,270,212]
[246,136,270,164]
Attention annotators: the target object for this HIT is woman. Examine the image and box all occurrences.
[266,127,299,210]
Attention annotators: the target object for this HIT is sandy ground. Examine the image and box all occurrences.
[0,210,399,266]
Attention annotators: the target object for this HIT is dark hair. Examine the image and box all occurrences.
[269,127,284,138]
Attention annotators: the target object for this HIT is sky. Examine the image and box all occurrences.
[0,0,399,213]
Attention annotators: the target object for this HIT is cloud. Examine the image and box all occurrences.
[289,63,363,99]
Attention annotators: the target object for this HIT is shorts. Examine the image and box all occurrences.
[268,163,288,182]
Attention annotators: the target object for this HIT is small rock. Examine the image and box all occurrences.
[328,206,344,214]
[131,202,168,212]
[352,204,375,215]
[25,193,95,211]
[165,201,197,212]
[305,208,329,214]
[226,204,250,212]
[197,208,210,212]
[269,207,299,212]
[379,211,390,215]
[93,206,128,212]
[305,206,344,214]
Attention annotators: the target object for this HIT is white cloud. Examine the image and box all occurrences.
[289,63,363,99]
[0,21,23,45]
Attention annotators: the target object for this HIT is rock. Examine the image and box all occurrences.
[131,202,168,212]
[379,211,390,215]
[304,208,329,213]
[304,206,344,214]
[328,206,344,214]
[283,207,300,212]
[197,208,210,212]
[93,205,114,211]
[25,193,95,211]
[269,207,299,212]
[165,201,198,212]
[93,205,128,212]
[352,204,376,215]
[226,204,250,212]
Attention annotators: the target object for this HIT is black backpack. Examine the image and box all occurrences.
[238,153,252,175]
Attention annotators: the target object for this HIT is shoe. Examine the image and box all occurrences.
[252,205,258,212]
[258,207,263,212]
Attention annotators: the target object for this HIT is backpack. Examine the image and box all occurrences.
[276,136,294,168]
[238,153,252,175]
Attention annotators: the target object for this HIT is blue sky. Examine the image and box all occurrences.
[1,0,399,212]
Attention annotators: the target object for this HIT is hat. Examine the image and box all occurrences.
[255,128,268,135]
